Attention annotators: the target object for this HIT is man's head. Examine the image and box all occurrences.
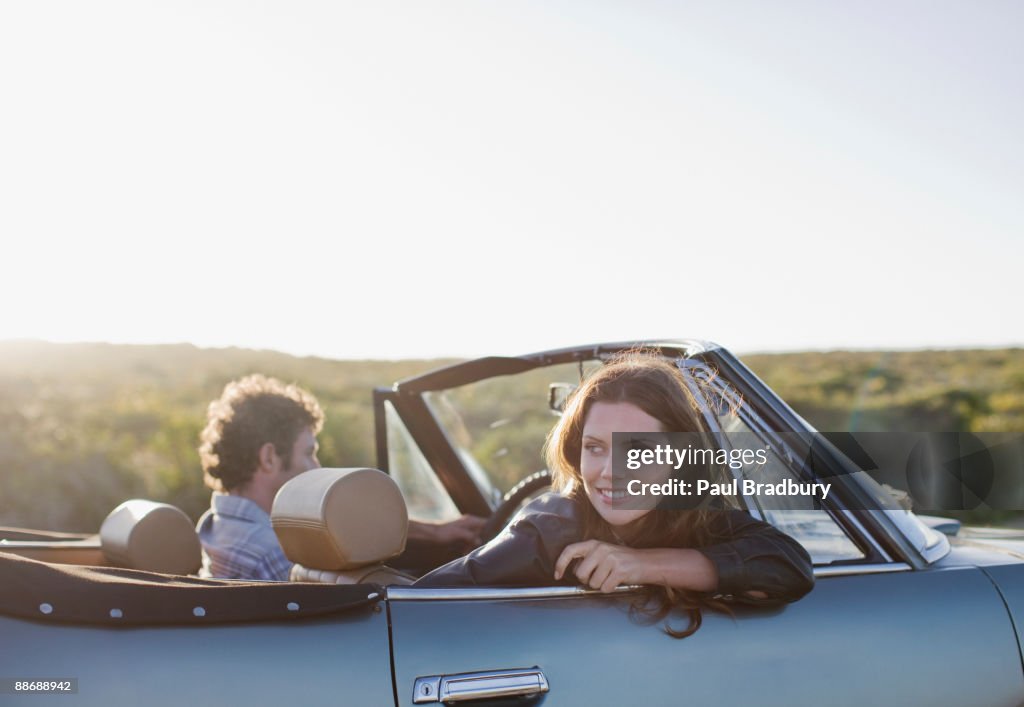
[199,375,325,495]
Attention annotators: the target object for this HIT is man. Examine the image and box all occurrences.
[197,374,484,581]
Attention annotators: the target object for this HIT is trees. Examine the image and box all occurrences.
[0,342,1019,530]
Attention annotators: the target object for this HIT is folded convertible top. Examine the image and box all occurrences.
[0,552,382,626]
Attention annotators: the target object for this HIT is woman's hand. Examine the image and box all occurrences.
[554,540,649,593]
[554,541,720,594]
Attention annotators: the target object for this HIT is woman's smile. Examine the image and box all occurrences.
[596,487,626,503]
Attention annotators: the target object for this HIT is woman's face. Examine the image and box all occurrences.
[580,400,668,527]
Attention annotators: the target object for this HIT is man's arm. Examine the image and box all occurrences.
[407,514,486,549]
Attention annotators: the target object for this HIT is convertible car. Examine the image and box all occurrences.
[1,340,1022,706]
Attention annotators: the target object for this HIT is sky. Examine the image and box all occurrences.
[1,1,1021,359]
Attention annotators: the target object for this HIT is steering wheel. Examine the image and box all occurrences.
[479,469,553,543]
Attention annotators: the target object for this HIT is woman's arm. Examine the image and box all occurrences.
[696,510,815,603]
[554,511,814,602]
[413,493,581,588]
[554,541,719,594]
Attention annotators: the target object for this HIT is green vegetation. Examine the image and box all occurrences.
[0,342,1020,531]
[0,342,449,531]
[744,349,1024,435]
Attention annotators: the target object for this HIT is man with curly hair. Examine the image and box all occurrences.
[197,375,484,581]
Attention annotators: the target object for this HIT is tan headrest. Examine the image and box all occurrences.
[100,500,202,574]
[272,468,408,571]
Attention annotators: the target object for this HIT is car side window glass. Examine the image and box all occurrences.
[384,401,461,522]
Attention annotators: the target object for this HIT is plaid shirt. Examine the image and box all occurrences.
[196,492,293,581]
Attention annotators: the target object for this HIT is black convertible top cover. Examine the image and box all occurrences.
[0,552,382,626]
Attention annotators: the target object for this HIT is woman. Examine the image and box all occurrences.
[415,354,814,636]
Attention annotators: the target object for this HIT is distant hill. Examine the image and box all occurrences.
[0,341,1020,530]
[744,348,1024,433]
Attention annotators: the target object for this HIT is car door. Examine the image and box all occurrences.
[0,602,394,706]
[387,563,1022,707]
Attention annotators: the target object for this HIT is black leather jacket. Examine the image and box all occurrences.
[415,493,815,604]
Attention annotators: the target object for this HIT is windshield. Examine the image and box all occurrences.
[421,351,947,564]
[692,350,951,564]
[801,423,949,562]
[423,361,600,498]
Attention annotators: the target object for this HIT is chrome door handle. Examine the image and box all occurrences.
[413,667,550,703]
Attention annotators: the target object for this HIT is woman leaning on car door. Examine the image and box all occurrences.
[415,353,814,638]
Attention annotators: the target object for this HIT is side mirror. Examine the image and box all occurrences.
[548,383,576,414]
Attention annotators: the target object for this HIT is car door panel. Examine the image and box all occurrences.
[388,567,1022,707]
[0,609,394,706]
[979,563,1024,669]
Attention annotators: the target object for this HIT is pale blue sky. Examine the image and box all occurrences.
[1,1,1020,358]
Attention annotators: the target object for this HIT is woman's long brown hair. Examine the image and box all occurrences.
[545,351,735,638]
